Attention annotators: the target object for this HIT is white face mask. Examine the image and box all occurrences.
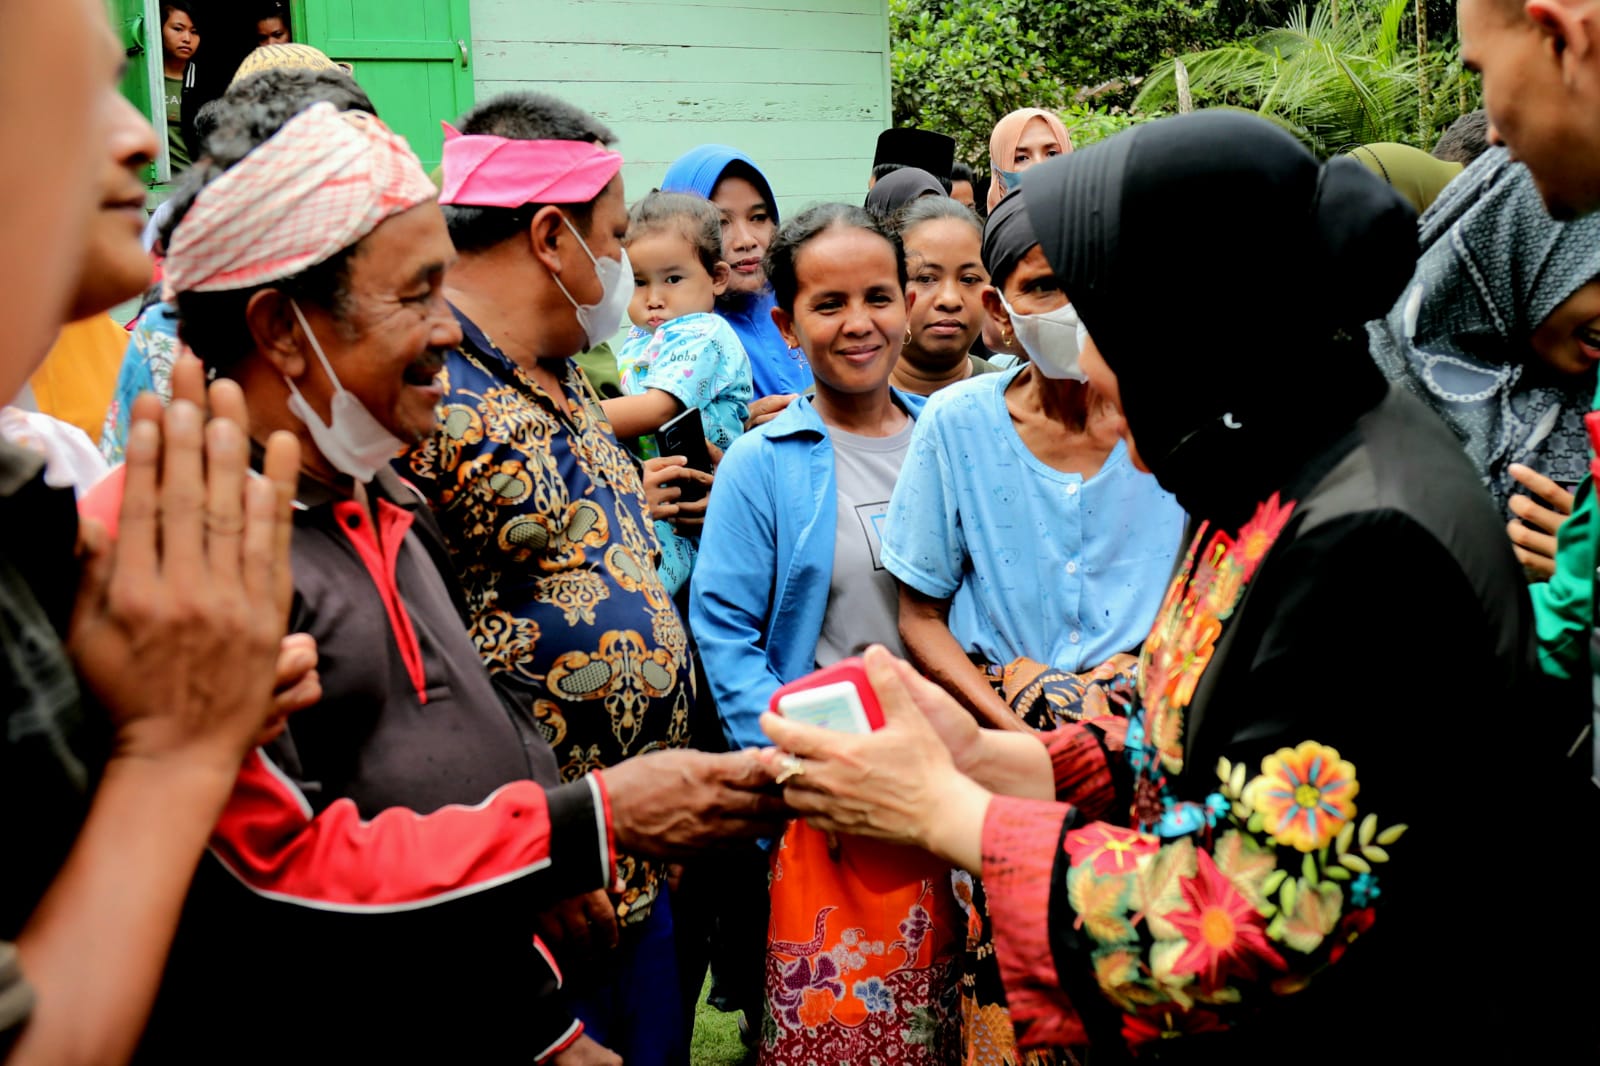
[284,299,407,483]
[551,215,632,350]
[1000,294,1090,381]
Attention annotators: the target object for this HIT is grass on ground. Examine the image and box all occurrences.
[691,972,756,1066]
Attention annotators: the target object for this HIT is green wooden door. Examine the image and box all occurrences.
[109,0,172,185]
[291,0,474,172]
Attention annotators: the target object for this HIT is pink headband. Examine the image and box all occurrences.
[164,103,437,297]
[438,123,623,209]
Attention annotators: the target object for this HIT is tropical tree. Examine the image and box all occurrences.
[890,0,1255,162]
[1135,0,1478,156]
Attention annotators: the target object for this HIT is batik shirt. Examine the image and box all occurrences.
[400,306,694,924]
[616,312,753,596]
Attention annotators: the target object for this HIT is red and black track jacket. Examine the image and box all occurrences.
[87,466,614,1062]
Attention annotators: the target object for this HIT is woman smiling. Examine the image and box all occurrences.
[691,204,964,1063]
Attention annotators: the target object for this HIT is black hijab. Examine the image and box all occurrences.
[981,188,1039,290]
[1021,111,1419,524]
[864,167,945,221]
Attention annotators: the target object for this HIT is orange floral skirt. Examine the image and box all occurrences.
[760,820,964,1066]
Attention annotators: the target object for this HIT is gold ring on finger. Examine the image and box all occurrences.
[774,753,806,785]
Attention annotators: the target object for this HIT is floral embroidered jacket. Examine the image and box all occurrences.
[977,388,1589,1062]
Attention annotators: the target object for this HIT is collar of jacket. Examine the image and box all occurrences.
[759,388,926,443]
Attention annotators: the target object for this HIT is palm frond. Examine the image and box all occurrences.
[1134,0,1441,156]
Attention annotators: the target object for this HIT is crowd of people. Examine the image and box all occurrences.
[2,0,1598,1063]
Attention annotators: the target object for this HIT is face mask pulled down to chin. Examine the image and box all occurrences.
[283,298,407,483]
[552,214,632,350]
[1000,294,1090,381]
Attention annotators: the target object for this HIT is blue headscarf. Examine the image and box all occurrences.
[661,146,810,398]
[1368,148,1600,516]
[661,145,780,222]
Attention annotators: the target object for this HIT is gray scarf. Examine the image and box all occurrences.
[1368,148,1600,516]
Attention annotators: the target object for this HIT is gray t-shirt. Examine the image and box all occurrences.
[815,420,914,668]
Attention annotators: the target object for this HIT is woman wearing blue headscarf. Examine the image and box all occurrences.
[662,145,813,400]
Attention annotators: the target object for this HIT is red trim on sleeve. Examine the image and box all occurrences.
[981,796,1089,1051]
[531,934,564,987]
[534,1019,584,1064]
[208,749,555,912]
[333,499,428,703]
[1044,724,1117,820]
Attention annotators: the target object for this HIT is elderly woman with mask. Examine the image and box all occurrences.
[888,187,1183,741]
[760,111,1591,1064]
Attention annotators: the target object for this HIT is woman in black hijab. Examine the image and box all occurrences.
[864,165,945,221]
[758,112,1591,1063]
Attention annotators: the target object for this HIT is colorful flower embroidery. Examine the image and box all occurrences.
[1243,740,1359,852]
[1166,850,1287,990]
[1064,823,1159,876]
[1234,492,1296,580]
[1138,505,1281,776]
[1043,491,1414,1052]
[1327,907,1376,965]
[1270,877,1343,953]
[1168,615,1222,712]
[1121,1004,1229,1048]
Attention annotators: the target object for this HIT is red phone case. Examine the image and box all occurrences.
[768,657,887,730]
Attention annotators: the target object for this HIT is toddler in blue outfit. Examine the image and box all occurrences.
[601,191,753,595]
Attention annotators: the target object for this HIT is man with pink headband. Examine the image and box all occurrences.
[86,96,786,1063]
[400,92,697,1066]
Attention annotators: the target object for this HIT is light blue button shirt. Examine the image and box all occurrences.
[881,369,1186,671]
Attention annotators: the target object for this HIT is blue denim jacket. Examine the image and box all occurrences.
[689,390,925,751]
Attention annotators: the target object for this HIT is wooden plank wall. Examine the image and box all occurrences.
[470,0,890,215]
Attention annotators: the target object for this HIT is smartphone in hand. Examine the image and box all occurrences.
[659,406,714,503]
[769,657,886,734]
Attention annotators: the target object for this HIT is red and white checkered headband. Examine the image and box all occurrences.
[163,103,438,297]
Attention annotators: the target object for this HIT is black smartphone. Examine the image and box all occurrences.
[658,406,713,503]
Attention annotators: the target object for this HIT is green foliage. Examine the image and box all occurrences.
[1056,102,1160,148]
[1135,1,1480,156]
[890,0,1069,161]
[890,0,1248,162]
[891,0,1477,165]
